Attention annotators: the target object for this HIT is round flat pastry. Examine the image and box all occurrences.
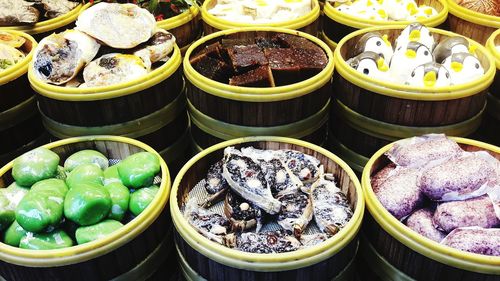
[0,44,24,71]
[0,31,26,48]
[32,30,100,85]
[83,53,149,87]
[76,3,156,49]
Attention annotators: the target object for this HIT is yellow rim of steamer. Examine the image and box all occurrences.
[362,137,500,274]
[170,136,364,271]
[201,0,320,31]
[324,0,448,29]
[0,31,37,86]
[334,25,496,100]
[184,27,334,102]
[0,135,171,267]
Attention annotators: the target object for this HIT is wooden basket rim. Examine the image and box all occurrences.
[361,137,500,274]
[323,0,448,29]
[334,25,496,100]
[0,4,87,35]
[486,29,500,69]
[183,26,334,102]
[0,135,171,267]
[0,31,37,86]
[201,0,320,31]
[157,5,200,30]
[170,136,364,271]
[28,44,182,101]
[447,0,500,28]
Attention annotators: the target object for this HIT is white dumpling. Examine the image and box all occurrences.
[405,62,451,88]
[133,29,176,69]
[76,3,156,49]
[390,41,433,83]
[83,53,149,87]
[442,53,484,85]
[32,30,100,85]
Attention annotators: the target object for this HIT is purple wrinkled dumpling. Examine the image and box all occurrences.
[433,195,500,233]
[420,153,497,201]
[441,227,500,256]
[386,134,463,168]
[406,208,446,242]
[373,168,424,220]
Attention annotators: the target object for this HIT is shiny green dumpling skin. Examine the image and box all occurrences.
[103,182,130,221]
[75,219,123,245]
[55,166,67,181]
[0,182,29,231]
[12,147,60,187]
[118,152,160,189]
[129,185,159,216]
[64,150,109,172]
[66,164,104,189]
[19,229,73,250]
[103,164,121,185]
[15,179,68,233]
[4,221,28,247]
[64,183,111,226]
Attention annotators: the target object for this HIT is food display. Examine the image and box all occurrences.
[328,0,437,21]
[183,146,353,253]
[456,0,500,16]
[346,23,484,87]
[0,147,161,250]
[0,31,30,71]
[371,134,500,256]
[207,0,313,23]
[189,33,327,87]
[88,0,200,21]
[31,2,176,88]
[0,0,80,26]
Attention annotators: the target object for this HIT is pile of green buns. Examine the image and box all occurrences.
[0,147,161,250]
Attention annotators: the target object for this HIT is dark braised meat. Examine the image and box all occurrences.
[229,65,275,87]
[273,33,323,51]
[227,44,267,73]
[189,41,225,65]
[192,55,232,83]
[264,48,301,85]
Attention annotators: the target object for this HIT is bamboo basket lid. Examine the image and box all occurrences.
[334,25,496,100]
[157,5,200,30]
[183,27,334,102]
[447,0,500,29]
[0,135,171,267]
[0,4,87,35]
[324,0,448,29]
[361,137,500,274]
[201,0,320,31]
[0,31,36,86]
[28,45,182,101]
[170,136,364,271]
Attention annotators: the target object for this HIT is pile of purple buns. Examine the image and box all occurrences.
[372,134,500,257]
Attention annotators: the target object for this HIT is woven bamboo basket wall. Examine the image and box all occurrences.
[361,137,500,280]
[201,0,321,36]
[171,137,364,281]
[157,5,202,53]
[0,136,173,281]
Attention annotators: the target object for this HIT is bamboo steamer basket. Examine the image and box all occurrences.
[201,0,321,36]
[0,4,87,40]
[184,27,334,150]
[447,0,500,45]
[329,25,495,169]
[361,137,500,280]
[0,31,47,166]
[322,0,448,50]
[157,5,202,52]
[0,136,173,281]
[28,42,189,167]
[170,136,364,281]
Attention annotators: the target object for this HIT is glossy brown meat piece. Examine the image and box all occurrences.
[192,56,232,83]
[229,65,275,87]
[227,44,267,73]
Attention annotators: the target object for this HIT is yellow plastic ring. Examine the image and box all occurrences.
[334,26,495,100]
[486,29,500,70]
[201,0,320,31]
[183,26,334,102]
[170,136,364,271]
[323,0,448,29]
[362,137,500,274]
[0,135,171,267]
